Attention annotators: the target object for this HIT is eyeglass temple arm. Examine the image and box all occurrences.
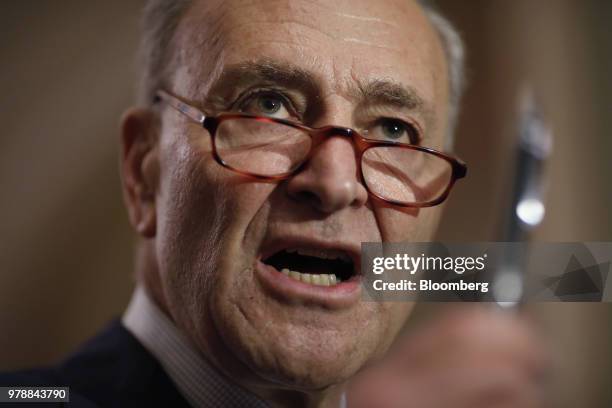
[156,90,206,124]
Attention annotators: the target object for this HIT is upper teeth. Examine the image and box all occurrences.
[281,268,338,286]
[286,247,351,262]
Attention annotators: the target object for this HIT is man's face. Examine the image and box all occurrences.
[151,0,448,390]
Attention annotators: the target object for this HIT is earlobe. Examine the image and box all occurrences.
[119,107,160,238]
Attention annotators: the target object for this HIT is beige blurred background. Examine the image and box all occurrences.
[0,0,610,406]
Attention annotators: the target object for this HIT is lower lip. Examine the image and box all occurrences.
[254,260,362,309]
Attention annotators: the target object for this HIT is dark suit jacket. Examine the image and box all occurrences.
[0,319,191,407]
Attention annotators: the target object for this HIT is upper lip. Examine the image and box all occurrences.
[259,235,361,274]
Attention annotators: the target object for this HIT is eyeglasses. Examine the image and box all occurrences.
[155,90,467,208]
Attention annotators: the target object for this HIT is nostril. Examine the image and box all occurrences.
[287,173,367,213]
[291,190,324,211]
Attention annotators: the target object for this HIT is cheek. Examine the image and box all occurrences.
[374,205,443,242]
[154,132,277,325]
[156,125,277,259]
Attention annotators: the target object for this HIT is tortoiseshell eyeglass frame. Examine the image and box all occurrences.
[154,89,467,208]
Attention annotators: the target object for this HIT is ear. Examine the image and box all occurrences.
[120,107,160,238]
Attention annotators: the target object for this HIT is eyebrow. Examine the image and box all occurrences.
[356,79,425,112]
[206,59,430,117]
[206,59,319,104]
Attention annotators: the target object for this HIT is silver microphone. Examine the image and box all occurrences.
[492,87,553,308]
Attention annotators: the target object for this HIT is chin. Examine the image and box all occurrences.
[212,295,389,391]
[237,329,370,390]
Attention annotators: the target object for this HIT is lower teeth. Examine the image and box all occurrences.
[281,268,338,286]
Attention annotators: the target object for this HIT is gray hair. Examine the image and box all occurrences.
[418,0,465,148]
[138,0,465,148]
[138,0,191,105]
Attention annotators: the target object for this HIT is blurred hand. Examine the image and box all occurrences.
[346,306,548,408]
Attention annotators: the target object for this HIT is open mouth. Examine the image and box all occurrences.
[262,247,356,286]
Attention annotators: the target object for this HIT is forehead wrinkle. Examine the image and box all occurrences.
[287,0,401,27]
[228,0,404,48]
[332,11,399,27]
[341,37,400,51]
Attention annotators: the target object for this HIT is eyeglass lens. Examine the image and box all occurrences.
[214,117,452,205]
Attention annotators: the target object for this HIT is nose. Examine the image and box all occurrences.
[286,133,369,213]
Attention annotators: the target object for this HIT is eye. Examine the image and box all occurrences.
[369,118,420,144]
[239,91,295,120]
